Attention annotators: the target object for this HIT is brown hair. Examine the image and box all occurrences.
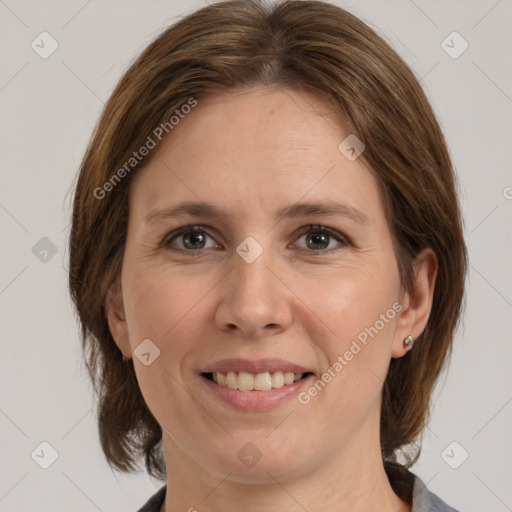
[68,0,467,498]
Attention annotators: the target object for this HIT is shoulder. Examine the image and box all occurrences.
[135,485,167,512]
[411,475,460,512]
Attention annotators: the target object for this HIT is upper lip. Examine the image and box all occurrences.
[200,358,313,375]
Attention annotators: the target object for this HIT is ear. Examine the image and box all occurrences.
[105,279,132,358]
[391,247,438,358]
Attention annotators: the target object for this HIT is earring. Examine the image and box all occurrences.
[403,335,414,350]
[122,355,130,363]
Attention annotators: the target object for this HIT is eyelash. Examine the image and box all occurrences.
[160,224,350,255]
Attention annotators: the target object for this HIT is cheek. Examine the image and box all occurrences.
[123,265,214,349]
[294,262,400,354]
[121,268,214,423]
[296,260,401,418]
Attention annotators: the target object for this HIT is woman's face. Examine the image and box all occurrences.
[109,87,416,483]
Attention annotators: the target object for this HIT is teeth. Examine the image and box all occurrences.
[254,372,272,391]
[238,371,254,391]
[271,372,285,388]
[226,371,237,390]
[209,371,306,391]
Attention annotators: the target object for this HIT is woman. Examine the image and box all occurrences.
[68,1,467,511]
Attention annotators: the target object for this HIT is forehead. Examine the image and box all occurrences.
[128,87,384,226]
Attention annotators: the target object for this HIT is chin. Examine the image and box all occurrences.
[201,431,313,484]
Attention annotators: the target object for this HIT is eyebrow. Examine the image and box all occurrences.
[144,200,368,225]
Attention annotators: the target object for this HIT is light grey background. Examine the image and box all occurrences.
[1,0,511,511]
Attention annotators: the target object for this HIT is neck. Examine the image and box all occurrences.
[160,424,411,512]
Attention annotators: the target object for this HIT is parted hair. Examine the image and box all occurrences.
[68,0,467,499]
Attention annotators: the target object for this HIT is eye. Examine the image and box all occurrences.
[162,225,219,251]
[161,224,350,254]
[293,225,349,253]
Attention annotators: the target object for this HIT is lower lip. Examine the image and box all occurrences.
[200,374,315,411]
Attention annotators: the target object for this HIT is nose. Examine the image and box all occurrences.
[214,246,293,338]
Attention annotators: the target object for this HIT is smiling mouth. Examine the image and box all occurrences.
[202,371,314,391]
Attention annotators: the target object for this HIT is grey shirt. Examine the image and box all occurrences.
[136,474,459,512]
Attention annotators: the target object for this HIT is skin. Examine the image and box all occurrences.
[107,87,437,512]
